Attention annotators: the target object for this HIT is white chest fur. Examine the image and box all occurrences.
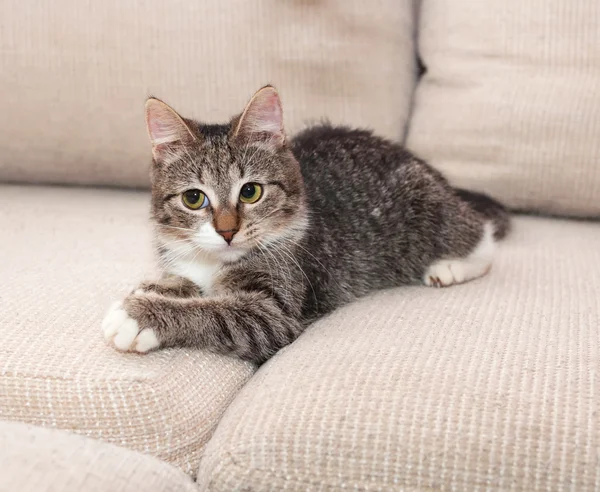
[167,256,222,296]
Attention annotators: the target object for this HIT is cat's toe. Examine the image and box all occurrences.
[112,317,140,351]
[102,301,140,351]
[424,261,455,287]
[426,276,441,288]
[102,301,128,340]
[134,329,160,353]
[448,262,466,284]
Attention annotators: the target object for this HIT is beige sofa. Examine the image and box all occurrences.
[1,1,599,490]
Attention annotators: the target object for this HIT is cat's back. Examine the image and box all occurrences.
[291,124,406,178]
[290,124,430,214]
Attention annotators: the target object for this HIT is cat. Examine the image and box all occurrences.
[102,85,510,364]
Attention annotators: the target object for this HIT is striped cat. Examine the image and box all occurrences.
[103,86,509,364]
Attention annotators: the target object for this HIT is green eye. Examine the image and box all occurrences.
[182,189,209,209]
[239,183,263,204]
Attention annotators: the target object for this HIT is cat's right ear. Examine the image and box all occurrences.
[231,86,285,150]
[145,98,196,162]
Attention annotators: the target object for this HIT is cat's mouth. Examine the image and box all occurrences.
[161,231,254,264]
[195,239,250,262]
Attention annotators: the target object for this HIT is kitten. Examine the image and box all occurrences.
[102,86,510,364]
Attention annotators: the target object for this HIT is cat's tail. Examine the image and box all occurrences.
[455,189,511,240]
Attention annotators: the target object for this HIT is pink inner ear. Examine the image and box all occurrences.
[148,118,169,141]
[146,100,192,147]
[238,88,284,143]
[251,92,283,133]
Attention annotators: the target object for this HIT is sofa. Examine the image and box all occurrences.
[1,1,598,490]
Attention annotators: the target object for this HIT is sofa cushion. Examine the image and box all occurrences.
[0,421,198,492]
[407,0,600,217]
[0,184,255,478]
[0,0,416,188]
[198,216,600,490]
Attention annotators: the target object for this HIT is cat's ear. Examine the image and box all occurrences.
[232,85,285,149]
[145,98,196,161]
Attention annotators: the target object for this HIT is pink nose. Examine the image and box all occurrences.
[216,229,237,244]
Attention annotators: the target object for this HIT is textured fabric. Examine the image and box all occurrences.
[407,0,600,217]
[198,216,600,490]
[0,0,416,188]
[0,184,255,478]
[0,420,198,492]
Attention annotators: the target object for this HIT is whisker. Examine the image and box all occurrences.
[256,239,292,305]
[271,242,318,308]
[156,238,193,249]
[158,224,197,233]
[156,249,192,276]
[255,240,276,300]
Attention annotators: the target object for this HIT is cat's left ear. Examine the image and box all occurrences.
[145,98,197,161]
[232,85,285,149]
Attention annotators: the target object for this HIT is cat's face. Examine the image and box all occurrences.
[146,86,307,264]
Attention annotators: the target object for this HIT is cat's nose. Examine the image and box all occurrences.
[216,229,238,245]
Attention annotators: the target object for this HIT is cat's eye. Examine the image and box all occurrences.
[182,189,209,210]
[239,183,263,204]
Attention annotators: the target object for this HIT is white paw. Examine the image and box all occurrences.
[424,257,492,288]
[101,301,160,353]
[423,260,466,287]
[134,328,160,353]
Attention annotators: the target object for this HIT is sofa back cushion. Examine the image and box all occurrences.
[0,0,416,188]
[407,0,600,217]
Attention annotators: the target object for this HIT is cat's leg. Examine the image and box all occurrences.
[102,290,303,364]
[133,275,201,298]
[102,277,201,352]
[422,185,510,288]
[423,221,496,288]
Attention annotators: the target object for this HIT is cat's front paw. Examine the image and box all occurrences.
[102,301,160,353]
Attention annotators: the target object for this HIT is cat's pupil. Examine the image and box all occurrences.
[184,190,200,203]
[241,184,256,199]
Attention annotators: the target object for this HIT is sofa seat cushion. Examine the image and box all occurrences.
[198,216,600,490]
[0,420,198,492]
[0,184,255,478]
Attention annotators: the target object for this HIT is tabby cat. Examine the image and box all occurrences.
[102,86,510,364]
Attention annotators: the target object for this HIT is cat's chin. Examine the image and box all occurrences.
[214,247,248,264]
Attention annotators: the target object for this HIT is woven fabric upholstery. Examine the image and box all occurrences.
[198,216,600,490]
[0,184,255,478]
[0,0,416,188]
[407,0,600,217]
[0,420,198,492]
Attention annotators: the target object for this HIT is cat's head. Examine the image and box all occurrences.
[145,86,307,264]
